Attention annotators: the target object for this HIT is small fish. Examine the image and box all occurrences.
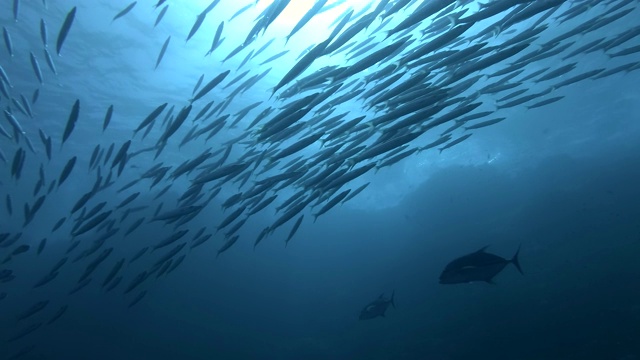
[17,300,48,321]
[56,6,77,56]
[154,5,168,27]
[37,238,46,254]
[155,36,170,69]
[61,99,80,147]
[102,105,113,132]
[359,291,395,320]
[128,290,147,307]
[11,244,29,256]
[58,156,77,187]
[44,48,58,74]
[47,305,68,324]
[40,19,48,47]
[13,0,19,21]
[30,52,44,84]
[3,26,13,57]
[439,246,523,284]
[113,2,137,22]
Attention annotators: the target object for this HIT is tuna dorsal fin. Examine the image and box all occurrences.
[476,245,490,253]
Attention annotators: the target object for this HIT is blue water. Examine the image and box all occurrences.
[1,0,640,359]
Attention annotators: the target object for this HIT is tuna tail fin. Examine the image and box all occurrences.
[511,245,523,275]
[390,290,395,309]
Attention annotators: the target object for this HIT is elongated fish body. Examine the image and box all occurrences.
[40,19,47,46]
[17,300,49,321]
[216,235,239,257]
[29,52,44,84]
[153,230,189,251]
[124,271,148,294]
[44,48,57,74]
[56,6,76,56]
[191,70,230,103]
[61,100,80,147]
[129,290,147,307]
[47,305,68,324]
[3,27,13,57]
[206,22,224,56]
[186,13,206,43]
[102,105,113,132]
[155,36,170,69]
[154,5,168,27]
[113,2,137,22]
[58,156,77,187]
[8,323,42,342]
[285,215,303,246]
[134,103,168,135]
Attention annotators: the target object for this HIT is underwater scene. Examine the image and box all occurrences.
[1,0,640,359]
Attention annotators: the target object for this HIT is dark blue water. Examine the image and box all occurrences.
[1,0,639,359]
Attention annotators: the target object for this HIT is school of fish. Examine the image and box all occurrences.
[1,0,639,356]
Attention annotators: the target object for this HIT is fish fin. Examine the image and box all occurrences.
[476,245,489,253]
[511,245,523,275]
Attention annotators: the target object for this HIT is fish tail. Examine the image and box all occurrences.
[511,245,523,275]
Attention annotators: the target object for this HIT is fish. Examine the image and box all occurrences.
[56,6,77,56]
[102,258,125,287]
[154,5,168,27]
[40,19,48,47]
[230,3,253,21]
[8,323,42,342]
[61,100,80,147]
[44,48,58,74]
[134,103,168,135]
[155,36,171,69]
[58,156,77,187]
[105,276,123,292]
[186,13,206,43]
[37,238,46,254]
[103,105,114,132]
[33,271,59,288]
[116,192,139,210]
[191,70,231,103]
[285,215,303,247]
[13,0,19,21]
[124,271,148,294]
[359,291,395,320]
[157,105,192,144]
[439,246,523,284]
[438,134,472,153]
[2,27,13,57]
[17,300,49,321]
[111,140,131,169]
[129,290,147,307]
[113,2,137,22]
[286,0,328,43]
[153,230,189,251]
[30,52,44,84]
[129,247,148,263]
[71,210,112,237]
[205,22,224,56]
[464,118,506,131]
[47,305,68,324]
[217,235,239,257]
[69,277,91,295]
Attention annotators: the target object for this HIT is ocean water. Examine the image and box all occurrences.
[1,0,640,359]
